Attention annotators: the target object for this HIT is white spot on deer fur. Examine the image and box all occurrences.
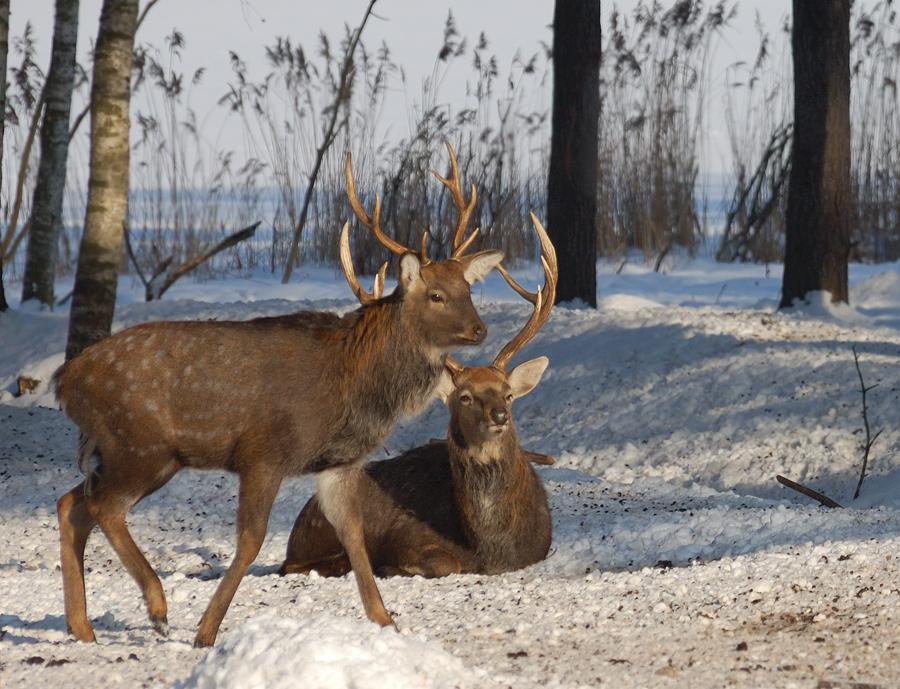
[105,380,115,391]
[145,399,159,413]
[141,359,150,370]
[121,391,131,403]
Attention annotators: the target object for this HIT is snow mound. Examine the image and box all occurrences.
[598,293,664,311]
[182,614,481,689]
[780,289,869,324]
[851,267,900,309]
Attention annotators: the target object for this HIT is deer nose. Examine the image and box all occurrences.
[490,409,508,426]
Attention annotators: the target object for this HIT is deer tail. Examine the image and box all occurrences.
[76,434,100,496]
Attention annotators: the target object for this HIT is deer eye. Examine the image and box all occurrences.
[505,394,514,403]
[458,393,473,405]
[430,292,444,303]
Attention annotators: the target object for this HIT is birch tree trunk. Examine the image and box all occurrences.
[21,0,80,308]
[65,0,137,359]
[0,0,10,312]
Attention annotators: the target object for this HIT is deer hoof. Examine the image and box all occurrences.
[193,635,214,649]
[68,627,97,643]
[150,615,169,638]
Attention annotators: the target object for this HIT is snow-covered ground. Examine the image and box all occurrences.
[1,255,899,688]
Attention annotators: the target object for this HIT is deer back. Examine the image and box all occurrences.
[54,245,502,481]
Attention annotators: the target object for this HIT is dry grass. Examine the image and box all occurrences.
[3,2,900,290]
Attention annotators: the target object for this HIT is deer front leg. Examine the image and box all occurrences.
[57,485,97,642]
[316,466,396,628]
[195,471,282,647]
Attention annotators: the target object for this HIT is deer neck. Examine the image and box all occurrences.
[342,299,445,422]
[447,427,527,534]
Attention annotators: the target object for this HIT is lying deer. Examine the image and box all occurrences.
[53,143,503,647]
[280,214,557,579]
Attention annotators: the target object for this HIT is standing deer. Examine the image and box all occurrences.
[280,214,556,579]
[53,143,503,647]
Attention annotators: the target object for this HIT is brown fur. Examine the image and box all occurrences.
[53,249,503,647]
[281,359,552,579]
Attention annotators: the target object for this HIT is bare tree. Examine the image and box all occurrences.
[780,0,851,308]
[21,0,80,309]
[65,0,137,359]
[546,0,600,307]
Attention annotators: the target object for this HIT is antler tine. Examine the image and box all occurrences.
[432,140,478,259]
[492,213,558,372]
[444,355,465,377]
[420,232,429,264]
[345,152,407,257]
[340,222,388,305]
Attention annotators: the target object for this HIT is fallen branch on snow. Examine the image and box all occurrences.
[775,475,842,509]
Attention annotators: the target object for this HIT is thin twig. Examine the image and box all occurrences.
[123,224,150,290]
[852,345,884,500]
[1,88,45,263]
[776,475,842,509]
[136,0,162,32]
[281,0,379,284]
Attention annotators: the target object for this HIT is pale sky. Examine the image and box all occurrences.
[14,0,790,174]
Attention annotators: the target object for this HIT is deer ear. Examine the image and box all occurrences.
[398,252,422,292]
[434,368,455,402]
[460,249,504,285]
[507,356,549,398]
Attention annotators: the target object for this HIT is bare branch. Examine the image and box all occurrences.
[145,222,260,301]
[281,0,379,284]
[852,345,883,500]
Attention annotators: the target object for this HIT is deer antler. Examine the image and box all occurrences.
[345,152,408,257]
[433,140,480,259]
[339,223,388,305]
[491,212,558,372]
[341,152,414,304]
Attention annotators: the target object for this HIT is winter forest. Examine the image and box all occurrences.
[2,0,900,688]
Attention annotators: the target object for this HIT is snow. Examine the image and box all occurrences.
[1,255,899,688]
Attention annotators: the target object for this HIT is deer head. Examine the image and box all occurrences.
[435,211,557,454]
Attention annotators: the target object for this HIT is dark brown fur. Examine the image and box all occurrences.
[53,249,503,647]
[281,360,552,579]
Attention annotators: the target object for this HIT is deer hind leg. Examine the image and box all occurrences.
[316,466,395,628]
[194,469,282,648]
[85,457,180,638]
[401,544,467,578]
[57,483,98,642]
[386,540,477,579]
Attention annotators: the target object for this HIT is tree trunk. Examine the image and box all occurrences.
[22,0,80,308]
[65,0,137,360]
[0,0,9,312]
[780,0,851,308]
[546,0,601,307]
